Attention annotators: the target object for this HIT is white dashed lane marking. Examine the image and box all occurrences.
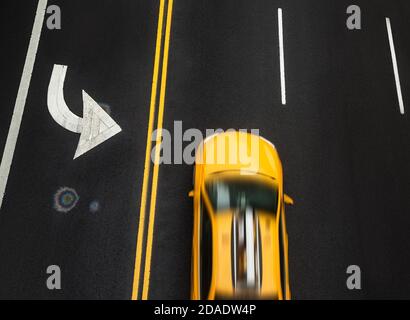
[278,8,286,106]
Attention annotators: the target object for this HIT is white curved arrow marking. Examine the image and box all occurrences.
[48,65,83,133]
[47,64,122,159]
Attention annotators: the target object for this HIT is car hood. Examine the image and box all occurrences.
[196,131,283,180]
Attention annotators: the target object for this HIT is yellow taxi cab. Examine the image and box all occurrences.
[189,131,293,300]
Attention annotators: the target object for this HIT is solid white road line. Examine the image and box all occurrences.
[278,8,286,106]
[386,17,405,115]
[0,0,48,210]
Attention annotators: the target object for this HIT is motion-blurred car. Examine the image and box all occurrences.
[189,131,293,300]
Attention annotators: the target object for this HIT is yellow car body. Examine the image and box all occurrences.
[190,131,293,300]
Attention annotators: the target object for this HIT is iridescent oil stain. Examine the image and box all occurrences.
[89,200,101,213]
[53,187,79,213]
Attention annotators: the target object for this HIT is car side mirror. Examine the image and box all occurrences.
[188,190,194,198]
[284,194,294,206]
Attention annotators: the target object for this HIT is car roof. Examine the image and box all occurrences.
[211,209,281,298]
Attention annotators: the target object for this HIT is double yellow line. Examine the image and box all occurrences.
[132,0,174,300]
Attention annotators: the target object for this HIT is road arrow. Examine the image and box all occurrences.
[47,64,122,159]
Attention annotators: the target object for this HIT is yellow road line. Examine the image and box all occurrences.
[142,0,174,300]
[132,0,165,300]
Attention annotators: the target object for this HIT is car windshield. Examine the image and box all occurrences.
[205,174,278,214]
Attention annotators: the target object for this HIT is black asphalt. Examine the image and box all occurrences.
[0,0,159,299]
[0,0,38,158]
[0,0,410,299]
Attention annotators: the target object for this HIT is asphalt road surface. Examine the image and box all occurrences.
[0,0,409,300]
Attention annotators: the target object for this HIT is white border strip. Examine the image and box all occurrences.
[386,17,405,115]
[0,0,48,210]
[278,8,286,105]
